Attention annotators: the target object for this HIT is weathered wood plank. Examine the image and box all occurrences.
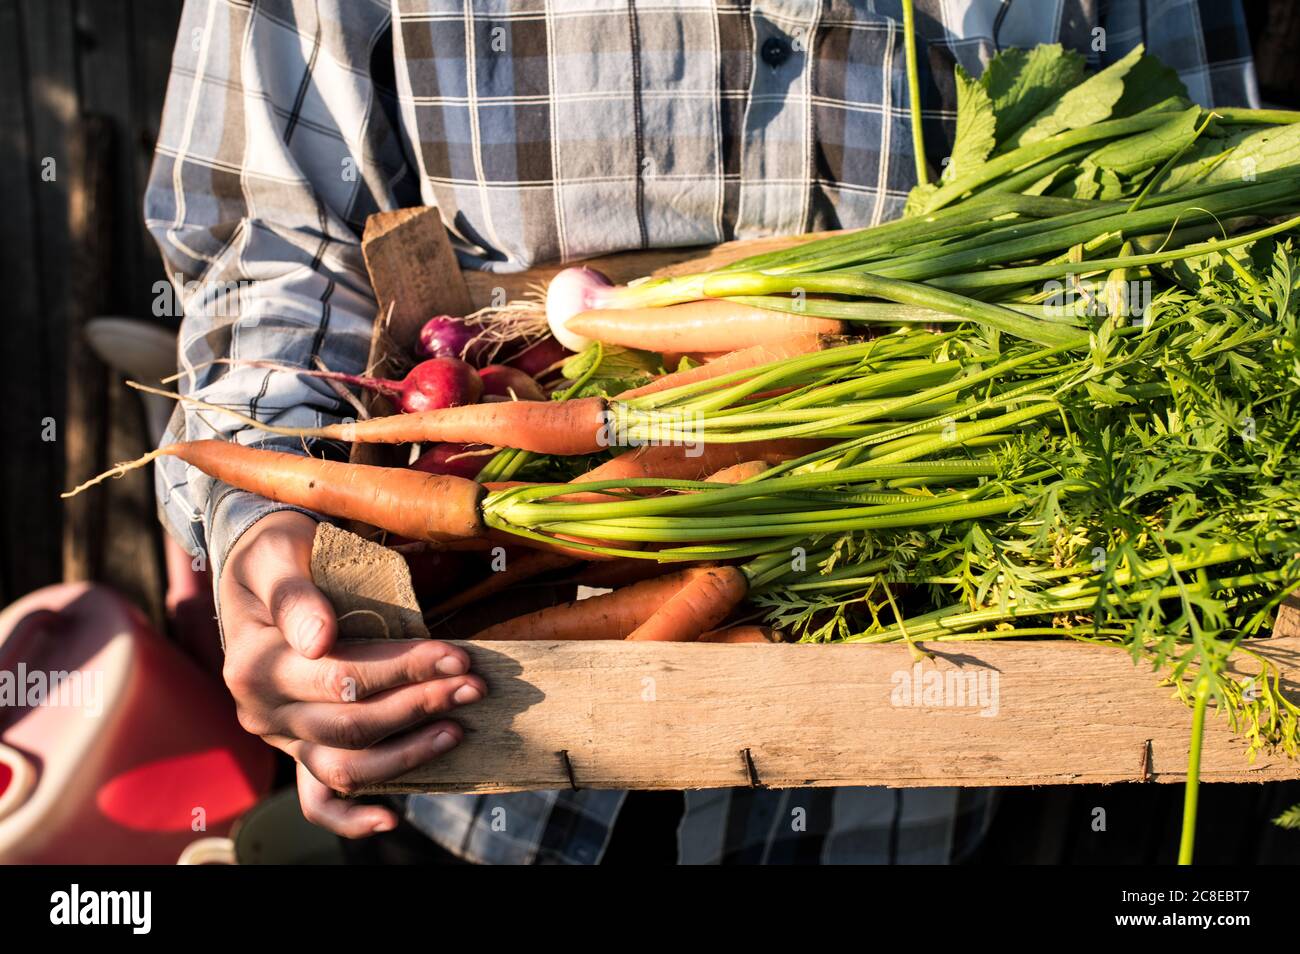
[75,0,143,311]
[0,0,47,605]
[70,0,174,623]
[62,115,114,582]
[0,0,80,602]
[362,633,1300,794]
[125,0,182,321]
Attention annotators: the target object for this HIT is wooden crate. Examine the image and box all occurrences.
[315,209,1300,795]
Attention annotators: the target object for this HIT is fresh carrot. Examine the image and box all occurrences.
[698,625,779,644]
[127,382,610,456]
[64,440,485,542]
[617,333,833,399]
[579,439,825,487]
[473,568,715,641]
[429,548,575,616]
[314,396,609,454]
[626,566,749,641]
[565,301,842,353]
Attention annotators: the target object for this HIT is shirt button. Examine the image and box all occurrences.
[760,35,791,68]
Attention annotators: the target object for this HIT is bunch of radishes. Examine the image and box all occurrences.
[403,317,571,481]
[375,318,571,598]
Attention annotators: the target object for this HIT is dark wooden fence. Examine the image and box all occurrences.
[0,0,182,616]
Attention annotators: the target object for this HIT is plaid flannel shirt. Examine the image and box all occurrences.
[146,0,1258,865]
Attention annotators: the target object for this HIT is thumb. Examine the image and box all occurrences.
[266,575,337,658]
[235,512,338,658]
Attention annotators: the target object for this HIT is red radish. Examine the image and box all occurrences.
[546,267,616,351]
[507,336,571,379]
[479,364,545,402]
[235,356,483,413]
[394,358,483,412]
[411,442,493,480]
[417,316,494,364]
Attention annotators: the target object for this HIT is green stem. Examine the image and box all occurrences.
[1179,673,1211,866]
[902,0,928,187]
[701,271,1087,348]
[933,211,1300,292]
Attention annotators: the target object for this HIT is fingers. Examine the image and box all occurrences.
[296,762,397,839]
[274,673,486,748]
[291,720,464,798]
[267,638,472,705]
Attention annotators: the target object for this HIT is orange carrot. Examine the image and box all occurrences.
[626,566,749,641]
[126,382,612,456]
[313,396,609,454]
[698,625,779,644]
[473,568,720,641]
[618,334,832,399]
[566,301,841,354]
[65,440,485,542]
[429,549,575,616]
[576,438,827,488]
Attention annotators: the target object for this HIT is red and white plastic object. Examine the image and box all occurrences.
[0,583,274,863]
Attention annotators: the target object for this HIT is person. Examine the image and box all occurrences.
[146,0,1258,864]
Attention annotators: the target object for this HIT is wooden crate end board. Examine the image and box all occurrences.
[311,523,428,640]
[361,206,473,349]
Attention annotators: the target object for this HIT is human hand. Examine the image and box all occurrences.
[218,511,485,837]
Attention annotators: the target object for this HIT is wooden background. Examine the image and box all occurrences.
[2,0,1300,864]
[0,0,182,619]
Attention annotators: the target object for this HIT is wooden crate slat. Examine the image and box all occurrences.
[359,632,1300,794]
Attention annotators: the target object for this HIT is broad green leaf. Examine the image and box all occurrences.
[1088,106,1202,176]
[1024,162,1078,195]
[1063,164,1125,201]
[1111,54,1189,118]
[1159,122,1300,191]
[981,44,1084,147]
[560,344,659,397]
[1069,164,1103,200]
[902,181,939,218]
[943,65,997,182]
[1003,45,1145,151]
[1094,167,1127,201]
